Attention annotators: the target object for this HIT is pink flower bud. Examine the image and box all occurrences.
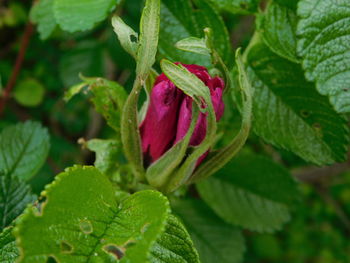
[140,64,225,166]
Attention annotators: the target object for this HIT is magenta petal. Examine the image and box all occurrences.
[140,80,183,163]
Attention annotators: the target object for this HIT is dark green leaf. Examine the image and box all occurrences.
[208,0,260,14]
[150,215,200,263]
[173,199,245,263]
[14,166,171,263]
[0,121,50,181]
[160,0,232,67]
[297,0,350,113]
[258,1,298,62]
[197,153,298,232]
[246,42,349,165]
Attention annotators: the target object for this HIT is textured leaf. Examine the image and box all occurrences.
[258,1,298,62]
[150,215,200,263]
[175,37,211,56]
[0,121,50,181]
[246,42,349,165]
[197,153,298,232]
[173,199,245,263]
[14,166,171,263]
[112,16,139,59]
[208,0,260,14]
[297,0,350,113]
[160,0,232,67]
[30,0,56,40]
[0,172,36,230]
[53,0,119,32]
[0,227,19,263]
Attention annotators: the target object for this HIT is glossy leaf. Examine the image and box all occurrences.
[14,166,171,263]
[258,1,298,63]
[0,121,50,181]
[297,0,350,113]
[246,42,349,165]
[197,153,298,232]
[174,199,245,263]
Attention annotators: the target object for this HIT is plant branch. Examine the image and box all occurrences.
[0,22,34,116]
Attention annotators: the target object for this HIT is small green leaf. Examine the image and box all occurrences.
[197,153,298,232]
[150,215,200,263]
[0,172,36,230]
[297,0,350,113]
[246,42,349,165]
[30,0,56,40]
[0,121,50,181]
[14,166,171,263]
[160,0,232,67]
[53,0,119,32]
[175,37,211,56]
[0,226,19,263]
[13,78,45,107]
[173,199,245,263]
[112,16,139,59]
[258,1,298,63]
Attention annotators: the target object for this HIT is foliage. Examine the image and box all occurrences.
[0,0,349,262]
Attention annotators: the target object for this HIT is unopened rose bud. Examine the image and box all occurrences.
[140,63,225,166]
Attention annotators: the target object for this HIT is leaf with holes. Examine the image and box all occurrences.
[53,0,120,32]
[160,0,232,67]
[30,0,57,40]
[0,172,36,231]
[0,121,50,181]
[150,215,200,262]
[245,42,349,165]
[297,0,350,113]
[14,166,175,263]
[173,199,245,263]
[197,153,299,232]
[0,226,19,263]
[257,1,298,63]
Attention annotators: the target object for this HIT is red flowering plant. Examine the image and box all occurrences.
[117,4,252,193]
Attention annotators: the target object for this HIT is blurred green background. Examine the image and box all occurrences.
[1,0,349,262]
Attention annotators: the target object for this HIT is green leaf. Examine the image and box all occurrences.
[14,166,172,263]
[30,0,56,40]
[53,0,119,32]
[0,172,36,230]
[209,0,260,14]
[0,121,50,181]
[297,0,350,113]
[89,78,127,133]
[150,215,200,263]
[160,0,232,67]
[0,227,19,263]
[257,1,298,63]
[86,139,121,175]
[175,37,211,56]
[13,78,45,107]
[197,153,298,232]
[173,199,245,263]
[112,16,139,59]
[246,42,349,165]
